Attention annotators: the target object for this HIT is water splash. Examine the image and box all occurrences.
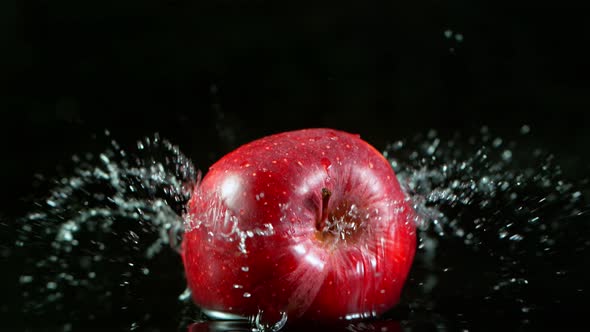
[385,127,589,330]
[13,131,197,331]
[251,309,288,332]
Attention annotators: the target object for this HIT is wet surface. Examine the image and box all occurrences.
[1,128,588,331]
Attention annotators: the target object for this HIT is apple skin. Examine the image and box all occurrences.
[182,128,416,325]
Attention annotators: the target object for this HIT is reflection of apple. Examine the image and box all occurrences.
[182,128,416,326]
[187,319,401,332]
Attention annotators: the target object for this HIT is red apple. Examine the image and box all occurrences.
[182,128,416,327]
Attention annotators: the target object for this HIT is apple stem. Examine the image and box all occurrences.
[319,188,331,229]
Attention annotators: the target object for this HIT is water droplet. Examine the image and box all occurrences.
[178,288,191,301]
[19,275,34,284]
[321,157,332,171]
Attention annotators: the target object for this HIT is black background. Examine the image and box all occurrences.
[1,0,590,330]
[2,0,590,211]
